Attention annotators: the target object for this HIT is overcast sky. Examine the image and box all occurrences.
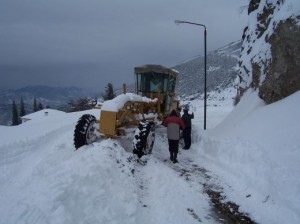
[0,0,248,91]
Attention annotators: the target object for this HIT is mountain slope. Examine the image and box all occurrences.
[173,40,242,98]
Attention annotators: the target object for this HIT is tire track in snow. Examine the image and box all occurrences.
[132,129,219,224]
[150,130,255,223]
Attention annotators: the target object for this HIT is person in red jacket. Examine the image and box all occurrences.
[163,110,185,163]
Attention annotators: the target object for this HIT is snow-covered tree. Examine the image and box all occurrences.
[37,102,44,111]
[19,97,26,117]
[103,83,115,101]
[11,100,19,126]
[33,98,38,112]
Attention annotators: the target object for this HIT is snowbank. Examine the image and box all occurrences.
[0,117,137,224]
[198,90,300,224]
[0,109,100,146]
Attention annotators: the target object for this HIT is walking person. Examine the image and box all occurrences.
[181,105,194,150]
[163,110,185,163]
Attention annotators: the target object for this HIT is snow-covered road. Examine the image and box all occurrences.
[134,128,219,224]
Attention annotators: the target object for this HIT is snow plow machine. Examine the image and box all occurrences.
[73,64,180,158]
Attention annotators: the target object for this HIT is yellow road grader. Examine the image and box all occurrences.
[73,64,180,157]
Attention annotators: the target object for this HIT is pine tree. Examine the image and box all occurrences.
[103,83,115,100]
[19,97,26,117]
[37,102,44,111]
[33,98,38,112]
[11,100,19,126]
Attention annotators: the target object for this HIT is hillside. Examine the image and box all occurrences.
[173,40,241,99]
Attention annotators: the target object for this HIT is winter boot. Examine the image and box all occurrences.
[170,152,174,161]
[173,153,178,163]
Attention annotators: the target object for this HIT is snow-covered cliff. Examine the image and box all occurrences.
[237,0,300,104]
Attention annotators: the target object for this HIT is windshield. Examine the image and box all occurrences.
[135,72,175,94]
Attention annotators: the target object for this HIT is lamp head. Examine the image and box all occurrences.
[174,20,184,25]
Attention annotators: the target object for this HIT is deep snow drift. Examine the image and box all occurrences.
[0,88,299,224]
[198,90,300,223]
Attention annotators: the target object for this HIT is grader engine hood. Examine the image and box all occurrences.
[99,93,158,136]
[101,93,157,112]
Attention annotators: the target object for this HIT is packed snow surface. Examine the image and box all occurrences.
[0,88,299,224]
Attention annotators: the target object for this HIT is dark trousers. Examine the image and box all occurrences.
[183,127,191,148]
[168,139,179,160]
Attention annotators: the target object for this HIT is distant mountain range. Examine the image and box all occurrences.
[0,86,95,125]
[0,85,89,104]
[0,40,241,125]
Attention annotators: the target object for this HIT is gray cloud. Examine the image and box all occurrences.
[0,0,248,91]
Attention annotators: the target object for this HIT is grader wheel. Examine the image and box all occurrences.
[74,114,98,149]
[133,120,155,158]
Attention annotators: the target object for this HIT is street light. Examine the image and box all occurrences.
[174,20,207,130]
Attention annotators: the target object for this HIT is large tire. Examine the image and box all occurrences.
[74,114,98,149]
[133,120,155,158]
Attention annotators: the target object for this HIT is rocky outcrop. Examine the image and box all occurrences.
[237,0,300,104]
[260,18,300,103]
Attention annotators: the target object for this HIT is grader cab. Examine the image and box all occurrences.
[73,64,180,157]
[134,64,179,114]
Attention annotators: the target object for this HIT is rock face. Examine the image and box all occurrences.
[237,0,300,104]
[260,18,300,103]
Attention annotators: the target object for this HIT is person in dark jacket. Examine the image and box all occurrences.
[176,107,182,117]
[181,105,194,149]
[163,110,185,163]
